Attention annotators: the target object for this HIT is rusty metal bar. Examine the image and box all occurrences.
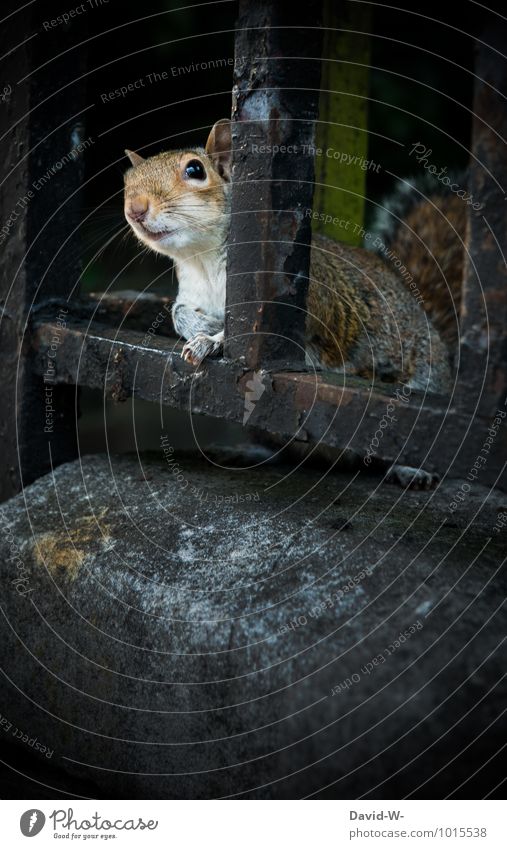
[83,291,174,334]
[224,0,323,369]
[32,319,507,490]
[0,4,87,499]
[33,291,175,336]
[459,19,507,422]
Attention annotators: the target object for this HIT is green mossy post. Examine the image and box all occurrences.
[313,2,371,246]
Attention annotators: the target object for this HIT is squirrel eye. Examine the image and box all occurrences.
[184,159,206,180]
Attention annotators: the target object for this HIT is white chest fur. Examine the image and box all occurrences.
[174,247,226,319]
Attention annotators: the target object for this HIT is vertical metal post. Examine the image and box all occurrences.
[224,0,323,370]
[459,20,507,419]
[0,3,86,499]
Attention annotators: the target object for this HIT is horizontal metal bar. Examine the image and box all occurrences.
[87,290,175,334]
[31,319,506,489]
[33,291,175,335]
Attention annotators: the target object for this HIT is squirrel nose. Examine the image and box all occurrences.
[126,195,149,222]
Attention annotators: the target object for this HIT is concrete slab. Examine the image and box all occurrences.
[0,452,505,798]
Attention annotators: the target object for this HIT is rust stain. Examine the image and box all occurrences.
[32,508,111,582]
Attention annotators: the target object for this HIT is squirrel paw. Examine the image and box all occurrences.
[386,464,440,490]
[181,331,223,366]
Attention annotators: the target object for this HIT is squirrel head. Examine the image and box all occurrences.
[124,119,231,259]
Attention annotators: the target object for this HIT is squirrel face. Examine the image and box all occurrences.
[124,119,232,259]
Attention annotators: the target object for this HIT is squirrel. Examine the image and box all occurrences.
[124,120,467,487]
[124,119,464,397]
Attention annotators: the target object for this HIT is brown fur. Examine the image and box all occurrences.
[386,193,466,350]
[307,235,451,392]
[124,147,228,239]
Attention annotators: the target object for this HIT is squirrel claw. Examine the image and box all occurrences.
[181,332,223,366]
[386,464,440,490]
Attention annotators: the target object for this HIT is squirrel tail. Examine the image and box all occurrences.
[366,174,467,352]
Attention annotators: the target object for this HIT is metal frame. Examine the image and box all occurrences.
[2,1,506,499]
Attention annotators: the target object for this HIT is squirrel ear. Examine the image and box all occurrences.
[205,119,232,182]
[125,149,145,167]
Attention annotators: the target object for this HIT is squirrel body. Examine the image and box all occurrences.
[307,234,451,392]
[124,120,462,394]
